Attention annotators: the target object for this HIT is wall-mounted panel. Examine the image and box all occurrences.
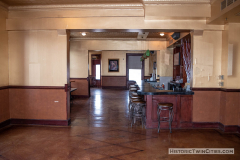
[9,89,67,120]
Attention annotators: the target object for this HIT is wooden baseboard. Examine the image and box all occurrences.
[0,119,11,129]
[72,95,89,98]
[193,122,240,133]
[102,86,127,90]
[220,124,239,133]
[193,122,220,128]
[11,119,71,126]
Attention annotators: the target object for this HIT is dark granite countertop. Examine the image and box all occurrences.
[137,81,194,95]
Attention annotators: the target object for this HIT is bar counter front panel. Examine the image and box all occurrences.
[137,81,194,129]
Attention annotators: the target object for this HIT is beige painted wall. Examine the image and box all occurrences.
[86,50,150,77]
[102,51,147,76]
[157,49,173,77]
[9,30,67,86]
[225,23,240,89]
[6,17,224,31]
[0,8,8,87]
[8,8,144,19]
[70,40,166,78]
[193,31,222,88]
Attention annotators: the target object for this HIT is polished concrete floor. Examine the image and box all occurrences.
[0,88,240,160]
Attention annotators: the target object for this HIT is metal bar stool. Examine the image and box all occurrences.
[157,103,174,133]
[131,101,146,128]
[128,95,143,111]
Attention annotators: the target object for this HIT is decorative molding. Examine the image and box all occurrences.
[11,119,71,126]
[9,3,143,10]
[70,38,166,41]
[8,86,65,89]
[143,0,210,4]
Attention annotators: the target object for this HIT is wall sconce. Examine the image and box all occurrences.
[82,32,86,36]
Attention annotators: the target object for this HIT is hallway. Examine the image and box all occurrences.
[0,89,240,160]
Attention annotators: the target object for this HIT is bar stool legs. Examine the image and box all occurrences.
[157,103,174,133]
[131,101,146,128]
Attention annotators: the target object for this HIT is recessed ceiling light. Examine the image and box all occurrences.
[160,33,164,36]
[82,32,86,36]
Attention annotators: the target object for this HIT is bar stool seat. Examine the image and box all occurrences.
[157,103,174,133]
[131,101,146,128]
[130,85,138,88]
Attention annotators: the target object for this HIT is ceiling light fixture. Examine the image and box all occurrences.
[82,32,86,36]
[160,33,164,36]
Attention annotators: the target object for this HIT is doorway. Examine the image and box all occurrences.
[126,53,144,86]
[90,54,101,88]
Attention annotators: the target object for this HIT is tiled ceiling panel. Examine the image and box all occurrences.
[70,32,139,39]
[1,0,142,6]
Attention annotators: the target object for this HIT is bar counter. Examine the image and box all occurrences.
[137,81,194,129]
[137,81,194,95]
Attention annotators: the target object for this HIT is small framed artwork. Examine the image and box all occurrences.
[108,59,119,72]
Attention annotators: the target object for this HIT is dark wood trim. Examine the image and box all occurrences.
[221,89,240,92]
[191,88,222,91]
[192,88,240,92]
[72,95,89,98]
[0,119,11,129]
[102,86,127,90]
[101,76,126,78]
[65,84,70,92]
[11,119,71,126]
[193,122,220,128]
[70,78,88,80]
[219,123,239,133]
[0,86,9,90]
[8,86,65,89]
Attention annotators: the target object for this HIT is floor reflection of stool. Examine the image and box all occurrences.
[157,103,174,133]
[131,101,146,128]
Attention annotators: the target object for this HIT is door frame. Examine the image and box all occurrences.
[91,54,102,88]
[126,53,145,86]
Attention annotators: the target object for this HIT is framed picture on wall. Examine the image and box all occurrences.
[108,59,119,72]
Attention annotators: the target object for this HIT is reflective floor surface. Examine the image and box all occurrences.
[0,88,240,160]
